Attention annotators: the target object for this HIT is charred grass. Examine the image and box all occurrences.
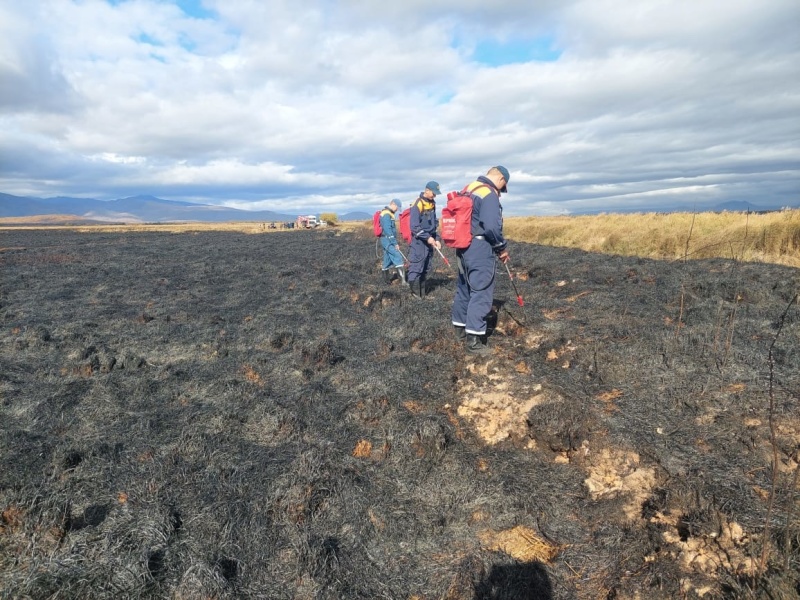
[1,227,798,599]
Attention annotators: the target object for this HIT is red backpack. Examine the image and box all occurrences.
[441,185,488,249]
[398,208,412,243]
[372,210,383,237]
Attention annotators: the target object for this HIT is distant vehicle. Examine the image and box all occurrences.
[296,215,319,229]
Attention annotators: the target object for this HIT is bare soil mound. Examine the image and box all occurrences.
[1,228,798,599]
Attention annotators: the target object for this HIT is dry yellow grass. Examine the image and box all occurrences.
[504,209,800,268]
[0,214,96,226]
[3,210,798,267]
[344,209,799,267]
[478,525,561,563]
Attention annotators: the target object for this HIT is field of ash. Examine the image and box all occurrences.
[1,227,798,599]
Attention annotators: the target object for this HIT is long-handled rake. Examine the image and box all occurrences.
[397,247,410,268]
[503,261,524,307]
[501,260,528,327]
[434,245,452,269]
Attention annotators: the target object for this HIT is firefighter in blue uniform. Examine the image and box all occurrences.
[379,199,406,284]
[451,166,510,355]
[407,181,442,297]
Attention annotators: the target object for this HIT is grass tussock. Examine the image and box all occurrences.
[504,209,800,267]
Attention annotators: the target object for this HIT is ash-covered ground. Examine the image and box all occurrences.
[1,227,798,600]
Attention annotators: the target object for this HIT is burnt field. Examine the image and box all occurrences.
[1,227,798,600]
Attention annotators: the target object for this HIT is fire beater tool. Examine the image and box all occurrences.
[503,261,524,307]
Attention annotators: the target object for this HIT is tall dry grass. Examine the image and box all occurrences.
[3,210,798,267]
[504,209,800,267]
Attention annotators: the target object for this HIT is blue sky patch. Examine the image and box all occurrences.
[435,91,456,105]
[178,34,197,52]
[108,0,215,19]
[175,0,216,19]
[471,36,562,66]
[136,33,163,46]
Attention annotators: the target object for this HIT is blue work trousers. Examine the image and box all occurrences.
[452,239,496,335]
[381,237,403,269]
[407,237,433,282]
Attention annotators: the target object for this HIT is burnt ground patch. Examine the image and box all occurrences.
[0,227,798,599]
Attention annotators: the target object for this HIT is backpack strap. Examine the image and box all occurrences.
[463,182,492,197]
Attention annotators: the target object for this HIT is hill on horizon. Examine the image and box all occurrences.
[2,192,797,225]
[0,193,370,223]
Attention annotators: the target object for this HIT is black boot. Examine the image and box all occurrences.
[409,279,422,297]
[454,326,466,342]
[466,334,490,355]
[382,269,394,284]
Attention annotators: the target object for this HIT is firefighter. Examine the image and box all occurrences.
[379,199,406,284]
[451,166,510,355]
[407,181,441,297]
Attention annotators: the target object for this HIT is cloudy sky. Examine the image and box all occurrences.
[1,0,798,216]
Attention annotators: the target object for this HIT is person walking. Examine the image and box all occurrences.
[379,199,406,284]
[451,166,510,355]
[407,181,442,298]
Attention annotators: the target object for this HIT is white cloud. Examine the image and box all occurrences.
[0,0,798,215]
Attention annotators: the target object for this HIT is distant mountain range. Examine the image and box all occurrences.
[0,193,371,223]
[0,192,794,225]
